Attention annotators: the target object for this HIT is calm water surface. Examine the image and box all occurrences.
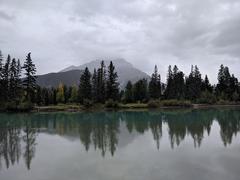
[0,108,240,180]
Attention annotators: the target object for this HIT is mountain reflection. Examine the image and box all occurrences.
[0,108,240,170]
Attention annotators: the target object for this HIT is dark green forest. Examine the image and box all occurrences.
[0,50,239,111]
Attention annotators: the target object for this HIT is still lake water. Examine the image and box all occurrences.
[0,107,240,180]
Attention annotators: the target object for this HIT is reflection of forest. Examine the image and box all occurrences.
[0,108,240,170]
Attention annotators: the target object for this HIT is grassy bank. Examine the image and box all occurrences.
[30,100,240,112]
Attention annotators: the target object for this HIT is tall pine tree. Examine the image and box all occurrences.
[78,67,92,103]
[2,55,11,101]
[133,79,148,102]
[9,58,18,100]
[97,61,106,103]
[185,65,202,100]
[0,50,3,102]
[165,65,185,99]
[106,61,119,101]
[149,65,161,99]
[92,68,98,102]
[22,53,37,102]
[124,81,133,103]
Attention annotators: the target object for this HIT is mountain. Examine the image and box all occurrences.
[37,59,150,88]
[37,70,83,87]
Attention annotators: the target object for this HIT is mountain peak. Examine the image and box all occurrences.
[60,58,133,72]
[38,59,149,89]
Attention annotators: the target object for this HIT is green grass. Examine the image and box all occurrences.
[160,100,192,107]
[35,104,83,112]
[119,103,148,109]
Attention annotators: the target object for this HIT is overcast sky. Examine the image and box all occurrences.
[0,0,240,83]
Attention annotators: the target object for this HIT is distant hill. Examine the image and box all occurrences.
[37,59,150,88]
[37,70,83,88]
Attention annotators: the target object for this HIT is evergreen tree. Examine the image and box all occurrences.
[0,50,4,102]
[16,59,22,97]
[229,74,238,100]
[79,67,92,103]
[22,53,37,102]
[149,65,161,99]
[202,75,212,92]
[9,58,18,100]
[216,64,238,100]
[41,87,50,105]
[217,64,225,92]
[52,88,57,105]
[96,61,106,103]
[36,86,42,105]
[56,83,65,103]
[92,68,98,102]
[0,50,3,75]
[124,81,133,103]
[133,79,148,102]
[173,69,185,99]
[63,85,68,104]
[2,55,11,101]
[106,61,119,100]
[165,65,185,99]
[165,65,174,99]
[185,65,202,100]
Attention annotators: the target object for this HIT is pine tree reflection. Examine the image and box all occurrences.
[0,108,240,170]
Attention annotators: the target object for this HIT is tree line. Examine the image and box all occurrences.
[0,51,37,110]
[37,63,239,106]
[0,50,239,110]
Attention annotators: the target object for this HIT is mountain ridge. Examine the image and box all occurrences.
[37,59,150,89]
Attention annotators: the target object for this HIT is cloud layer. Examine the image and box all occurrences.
[0,0,240,83]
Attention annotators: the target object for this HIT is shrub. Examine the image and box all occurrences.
[105,99,119,108]
[217,99,232,105]
[17,101,34,111]
[83,99,93,109]
[5,101,18,111]
[147,100,160,108]
[197,91,217,104]
[232,91,239,102]
[161,100,192,107]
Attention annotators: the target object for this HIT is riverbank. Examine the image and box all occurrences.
[1,100,240,113]
[32,102,240,112]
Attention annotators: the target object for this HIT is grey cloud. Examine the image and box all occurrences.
[0,10,14,21]
[0,0,239,83]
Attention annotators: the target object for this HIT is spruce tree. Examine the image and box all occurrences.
[0,50,4,102]
[22,53,37,102]
[106,61,119,101]
[174,69,185,99]
[216,64,237,100]
[40,88,49,106]
[165,65,173,99]
[124,81,133,103]
[202,75,212,92]
[165,65,185,99]
[0,50,3,74]
[2,55,11,101]
[133,79,148,102]
[16,59,22,96]
[36,86,43,105]
[96,61,106,103]
[149,65,161,99]
[63,85,68,104]
[92,68,98,102]
[185,65,202,100]
[9,58,18,100]
[78,67,92,103]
